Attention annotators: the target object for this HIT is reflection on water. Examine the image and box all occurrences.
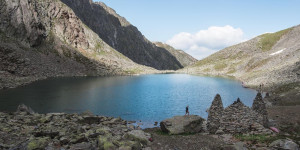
[0,74,258,128]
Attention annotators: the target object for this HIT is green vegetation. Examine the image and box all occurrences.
[234,134,278,144]
[95,42,103,51]
[203,68,211,72]
[155,130,196,136]
[227,67,236,74]
[258,28,291,52]
[27,137,49,150]
[246,58,270,72]
[235,134,300,144]
[214,63,227,71]
[124,68,142,74]
[193,55,216,67]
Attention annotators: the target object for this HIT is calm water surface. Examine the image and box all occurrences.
[0,74,258,128]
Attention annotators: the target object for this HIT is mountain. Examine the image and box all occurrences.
[60,0,183,70]
[184,25,300,89]
[154,42,197,67]
[0,0,159,89]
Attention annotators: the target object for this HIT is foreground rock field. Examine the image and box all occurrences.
[0,105,152,150]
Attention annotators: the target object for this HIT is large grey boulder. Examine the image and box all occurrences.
[269,139,299,150]
[126,130,151,145]
[160,115,205,135]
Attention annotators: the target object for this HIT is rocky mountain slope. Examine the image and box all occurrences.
[154,42,197,67]
[60,0,183,70]
[183,25,300,89]
[0,0,158,89]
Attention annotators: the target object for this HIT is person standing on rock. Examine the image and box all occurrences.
[185,105,189,116]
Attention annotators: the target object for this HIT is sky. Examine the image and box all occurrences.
[96,0,300,59]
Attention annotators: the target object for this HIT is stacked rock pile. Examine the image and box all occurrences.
[207,93,272,135]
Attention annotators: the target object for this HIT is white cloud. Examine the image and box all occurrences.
[166,25,246,60]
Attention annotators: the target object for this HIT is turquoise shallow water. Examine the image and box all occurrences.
[0,74,258,128]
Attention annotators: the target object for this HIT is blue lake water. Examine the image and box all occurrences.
[0,74,258,128]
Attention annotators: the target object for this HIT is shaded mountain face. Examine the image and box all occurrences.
[60,0,183,70]
[154,42,197,67]
[0,0,155,89]
[184,25,300,88]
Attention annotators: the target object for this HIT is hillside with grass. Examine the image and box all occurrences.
[182,25,300,89]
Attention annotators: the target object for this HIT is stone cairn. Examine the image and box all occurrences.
[252,93,269,127]
[207,93,272,135]
[207,94,224,134]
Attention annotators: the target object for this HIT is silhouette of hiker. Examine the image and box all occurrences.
[185,105,189,116]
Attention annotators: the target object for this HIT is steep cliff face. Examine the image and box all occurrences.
[60,0,183,70]
[184,25,300,88]
[154,42,197,67]
[0,0,155,89]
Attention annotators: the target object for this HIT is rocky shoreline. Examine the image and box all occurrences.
[1,92,300,150]
[0,105,152,150]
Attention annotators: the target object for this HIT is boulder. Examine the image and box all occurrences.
[16,104,34,114]
[78,116,102,124]
[126,130,151,145]
[269,139,299,150]
[233,142,248,150]
[27,137,50,150]
[160,115,205,134]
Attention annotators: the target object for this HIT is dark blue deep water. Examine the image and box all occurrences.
[0,74,258,128]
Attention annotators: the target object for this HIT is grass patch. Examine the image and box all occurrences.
[95,42,102,51]
[227,67,236,74]
[124,68,142,74]
[235,134,281,144]
[228,51,245,60]
[155,130,196,136]
[214,63,227,71]
[258,28,291,52]
[193,55,217,67]
[246,58,270,72]
[235,134,300,144]
[203,68,211,72]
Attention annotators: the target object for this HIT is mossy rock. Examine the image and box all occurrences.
[98,135,118,150]
[118,146,131,150]
[119,140,141,150]
[27,137,50,150]
[103,141,115,150]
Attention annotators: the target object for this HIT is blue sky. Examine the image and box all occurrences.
[97,0,300,59]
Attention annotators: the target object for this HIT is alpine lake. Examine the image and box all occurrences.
[0,74,258,128]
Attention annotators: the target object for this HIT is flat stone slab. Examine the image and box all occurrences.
[160,115,205,135]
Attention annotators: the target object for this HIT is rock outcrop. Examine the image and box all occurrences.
[0,105,151,150]
[0,0,158,89]
[154,42,197,67]
[160,115,205,135]
[207,93,272,134]
[207,94,224,133]
[60,0,183,70]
